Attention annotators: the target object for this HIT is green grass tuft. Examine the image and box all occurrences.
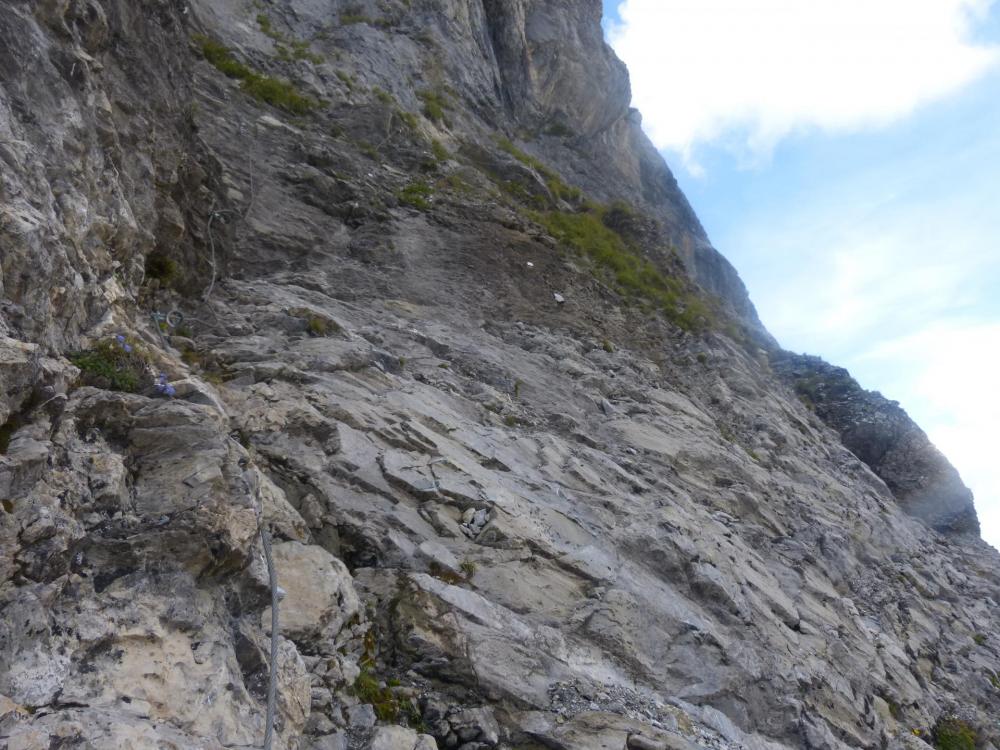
[256,13,277,38]
[349,625,423,727]
[340,5,372,25]
[241,74,317,114]
[397,181,433,210]
[194,35,318,114]
[145,253,179,286]
[396,109,418,130]
[70,336,152,393]
[356,140,379,160]
[256,17,324,63]
[495,136,581,205]
[430,139,449,162]
[418,88,450,124]
[932,718,977,750]
[196,35,252,78]
[306,315,338,336]
[353,667,398,721]
[336,70,356,90]
[530,207,710,331]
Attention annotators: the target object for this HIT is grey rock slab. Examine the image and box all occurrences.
[409,573,534,641]
[347,703,377,729]
[556,545,618,583]
[447,706,500,744]
[366,725,422,750]
[264,541,360,645]
[417,539,462,574]
[307,733,349,750]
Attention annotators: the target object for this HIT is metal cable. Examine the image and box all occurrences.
[150,311,169,349]
[204,209,219,302]
[260,524,279,750]
[238,453,280,750]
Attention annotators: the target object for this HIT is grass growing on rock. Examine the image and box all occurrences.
[340,6,372,25]
[396,109,419,130]
[353,666,399,721]
[195,35,318,114]
[496,136,582,204]
[482,135,720,332]
[144,252,179,287]
[430,139,449,162]
[543,121,576,138]
[336,70,357,90]
[418,88,450,124]
[307,315,336,336]
[256,13,324,62]
[530,206,710,331]
[932,718,978,750]
[397,181,433,210]
[350,627,423,727]
[70,336,152,393]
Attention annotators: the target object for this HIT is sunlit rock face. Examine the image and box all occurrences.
[1,2,996,750]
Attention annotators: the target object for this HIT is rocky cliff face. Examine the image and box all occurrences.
[773,353,979,536]
[1,2,997,750]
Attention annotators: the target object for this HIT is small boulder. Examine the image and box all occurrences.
[264,541,360,645]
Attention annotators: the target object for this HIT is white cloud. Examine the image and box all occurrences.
[607,0,1000,161]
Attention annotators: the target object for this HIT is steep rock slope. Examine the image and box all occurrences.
[773,353,979,536]
[1,2,997,750]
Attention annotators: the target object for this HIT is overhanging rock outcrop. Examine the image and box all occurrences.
[773,352,979,535]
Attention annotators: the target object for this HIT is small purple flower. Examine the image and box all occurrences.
[115,334,132,353]
[154,373,176,398]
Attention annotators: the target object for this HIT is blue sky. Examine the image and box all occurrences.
[602,0,1000,548]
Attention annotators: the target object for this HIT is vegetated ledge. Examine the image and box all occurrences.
[194,35,319,115]
[772,351,980,535]
[456,134,726,334]
[529,205,713,333]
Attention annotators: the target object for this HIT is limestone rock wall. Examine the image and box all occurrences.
[1,1,996,750]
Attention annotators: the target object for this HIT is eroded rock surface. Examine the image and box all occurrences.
[1,1,997,749]
[773,352,979,535]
